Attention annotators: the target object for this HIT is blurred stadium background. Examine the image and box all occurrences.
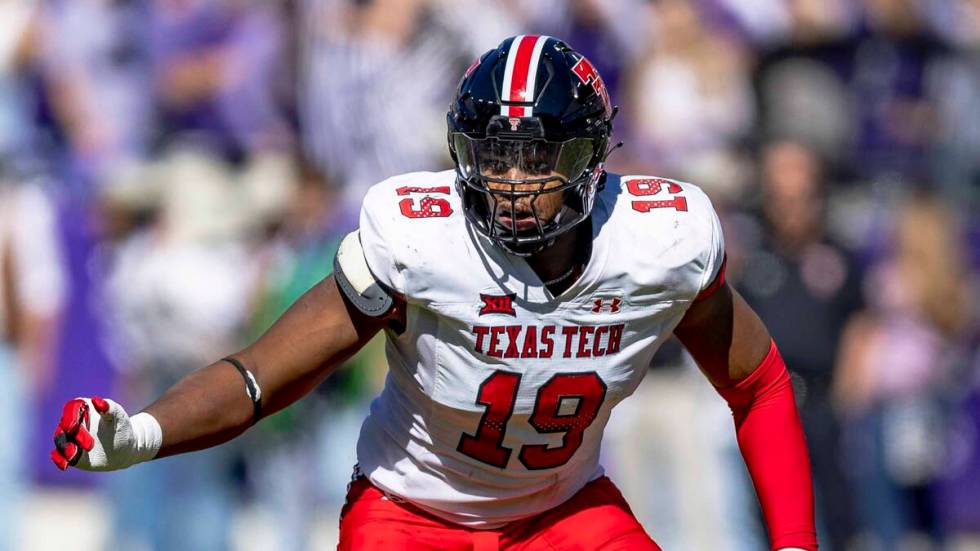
[3,0,980,549]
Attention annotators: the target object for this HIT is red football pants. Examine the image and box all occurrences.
[338,476,660,550]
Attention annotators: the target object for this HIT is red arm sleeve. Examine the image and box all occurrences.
[715,341,818,550]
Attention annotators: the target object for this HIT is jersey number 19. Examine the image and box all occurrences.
[457,370,607,470]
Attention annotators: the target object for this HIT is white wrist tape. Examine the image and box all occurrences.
[128,412,163,466]
[69,398,164,472]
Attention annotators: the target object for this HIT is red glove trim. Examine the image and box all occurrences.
[716,341,818,550]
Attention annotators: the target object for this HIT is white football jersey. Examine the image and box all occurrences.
[354,169,725,528]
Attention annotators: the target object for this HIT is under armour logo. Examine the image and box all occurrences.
[480,293,517,316]
[591,297,621,314]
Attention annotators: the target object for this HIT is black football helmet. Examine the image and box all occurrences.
[448,35,616,256]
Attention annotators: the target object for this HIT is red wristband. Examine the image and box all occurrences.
[716,341,818,550]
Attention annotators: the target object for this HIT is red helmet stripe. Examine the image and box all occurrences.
[500,35,548,117]
[506,35,538,116]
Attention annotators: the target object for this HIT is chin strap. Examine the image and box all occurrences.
[500,238,552,257]
[603,141,623,162]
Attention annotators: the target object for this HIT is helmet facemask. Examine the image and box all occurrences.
[451,117,605,256]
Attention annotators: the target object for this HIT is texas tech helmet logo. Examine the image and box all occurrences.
[480,293,517,316]
[571,55,612,114]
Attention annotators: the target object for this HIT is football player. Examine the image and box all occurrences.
[52,36,817,550]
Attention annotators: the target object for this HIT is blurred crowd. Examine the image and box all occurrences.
[2,0,979,550]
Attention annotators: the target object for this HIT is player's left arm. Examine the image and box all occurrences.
[674,281,818,551]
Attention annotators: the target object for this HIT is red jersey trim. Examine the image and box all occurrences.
[694,254,727,302]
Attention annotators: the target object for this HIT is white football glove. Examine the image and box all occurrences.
[51,396,162,471]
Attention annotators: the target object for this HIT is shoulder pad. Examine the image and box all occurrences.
[334,231,395,317]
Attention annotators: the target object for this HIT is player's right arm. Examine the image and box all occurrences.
[149,274,395,458]
[52,263,404,471]
[52,174,418,472]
